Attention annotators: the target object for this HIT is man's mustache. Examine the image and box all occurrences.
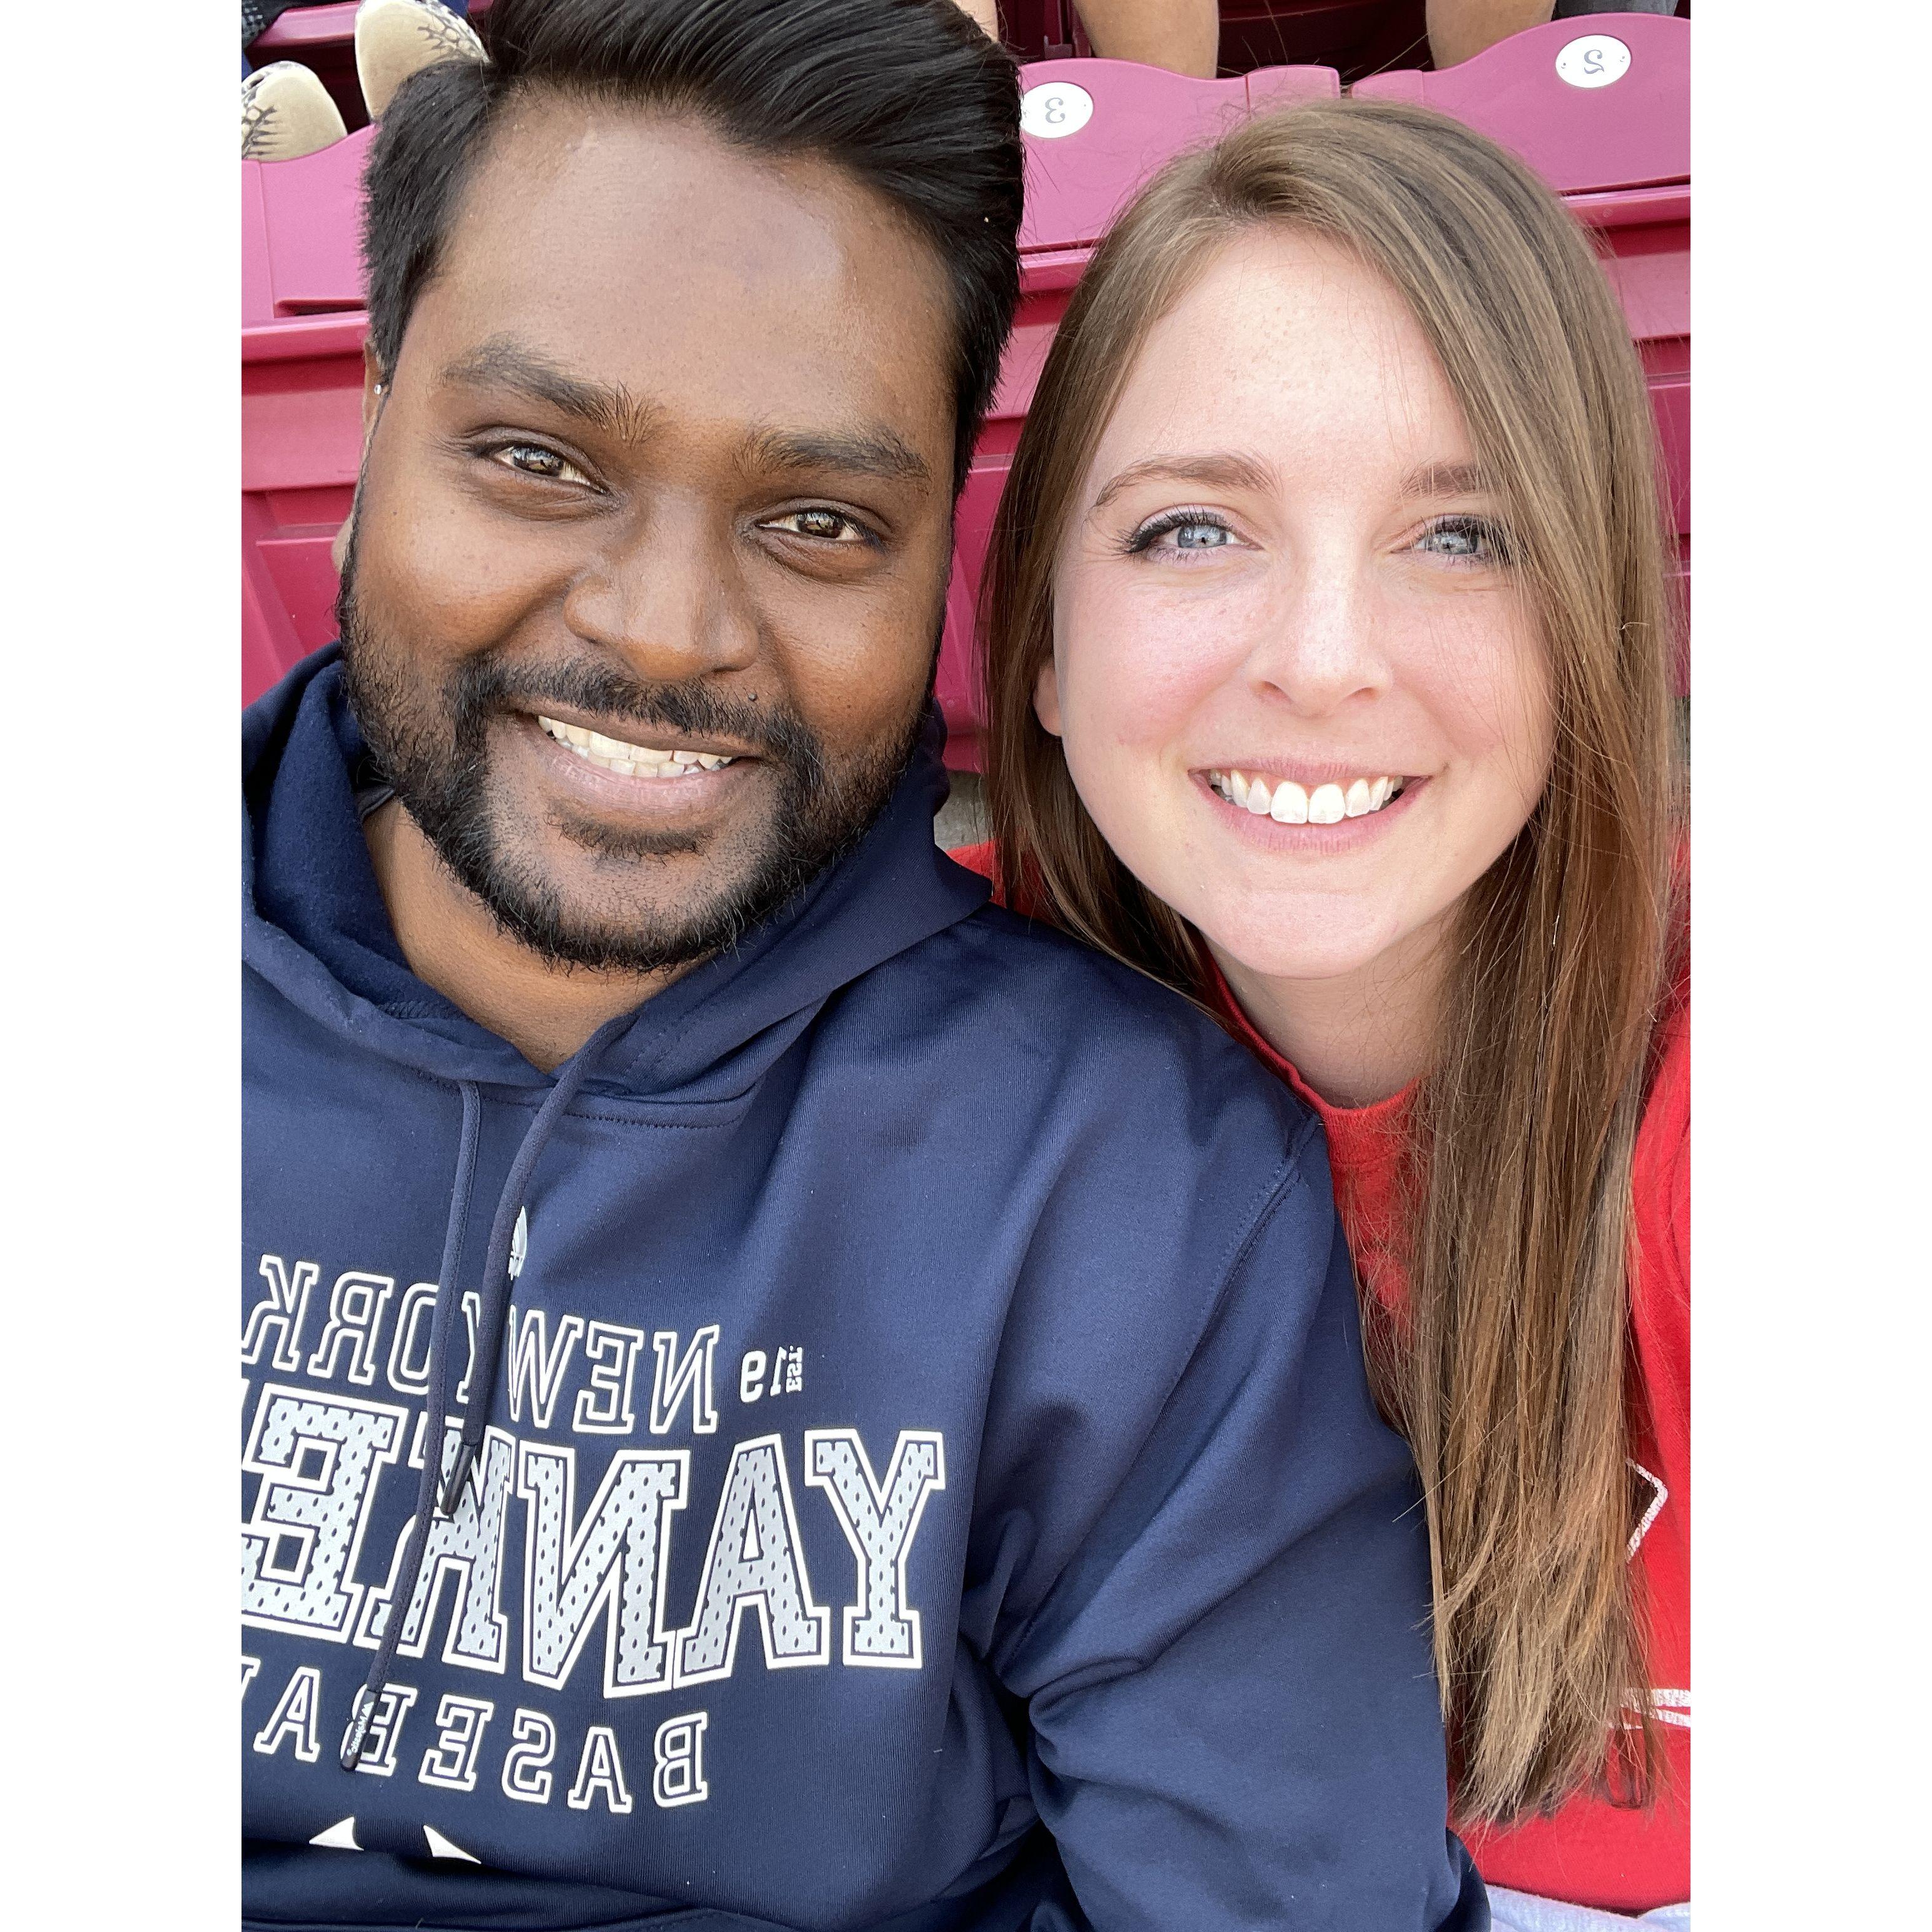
[445,653,826,783]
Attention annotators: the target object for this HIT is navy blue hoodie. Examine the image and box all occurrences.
[242,649,1485,1932]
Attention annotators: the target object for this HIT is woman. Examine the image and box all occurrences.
[956,99,1687,1926]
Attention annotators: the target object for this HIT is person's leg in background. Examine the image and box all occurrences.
[1072,0,1219,78]
[1430,0,1677,68]
[1426,1,1553,67]
[953,0,1001,41]
[944,0,1216,78]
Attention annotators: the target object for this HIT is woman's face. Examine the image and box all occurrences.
[1041,229,1555,989]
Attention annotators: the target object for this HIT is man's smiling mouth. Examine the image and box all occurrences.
[536,713,741,778]
[1207,770,1408,825]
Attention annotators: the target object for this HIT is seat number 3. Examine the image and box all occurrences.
[1020,82,1096,140]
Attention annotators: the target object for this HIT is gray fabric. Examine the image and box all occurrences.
[1488,1888,1689,1931]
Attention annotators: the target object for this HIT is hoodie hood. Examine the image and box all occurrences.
[243,646,990,1099]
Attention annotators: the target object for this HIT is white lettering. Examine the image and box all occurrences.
[417,1694,493,1792]
[805,1428,945,1667]
[652,1711,709,1808]
[307,1271,395,1386]
[574,1322,646,1435]
[649,1327,719,1436]
[242,1256,318,1371]
[517,1443,689,1696]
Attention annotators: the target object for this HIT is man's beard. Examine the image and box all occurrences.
[337,552,925,976]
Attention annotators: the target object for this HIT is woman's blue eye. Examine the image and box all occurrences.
[1415,515,1510,564]
[1129,512,1238,555]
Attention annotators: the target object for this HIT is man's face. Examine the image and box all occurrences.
[341,101,960,971]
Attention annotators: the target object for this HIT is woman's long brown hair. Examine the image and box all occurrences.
[980,98,1684,1826]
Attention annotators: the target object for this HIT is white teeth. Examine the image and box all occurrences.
[1209,769,1404,823]
[1307,783,1346,824]
[536,714,736,776]
[1269,780,1309,824]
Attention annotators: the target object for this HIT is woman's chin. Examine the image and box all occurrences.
[1198,918,1403,991]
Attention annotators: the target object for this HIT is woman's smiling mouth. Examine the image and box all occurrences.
[1206,768,1411,825]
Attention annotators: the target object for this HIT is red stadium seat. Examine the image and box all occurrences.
[1356,13,1689,689]
[242,128,377,703]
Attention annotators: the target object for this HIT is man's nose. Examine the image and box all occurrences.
[1240,562,1389,718]
[560,504,761,681]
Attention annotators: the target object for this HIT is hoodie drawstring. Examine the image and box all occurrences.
[340,1013,635,1771]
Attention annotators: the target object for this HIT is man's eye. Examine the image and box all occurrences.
[1413,515,1512,566]
[766,509,870,544]
[487,443,592,485]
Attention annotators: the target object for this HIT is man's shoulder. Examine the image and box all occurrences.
[855,897,1319,1147]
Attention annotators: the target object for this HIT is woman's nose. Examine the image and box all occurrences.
[1239,563,1388,717]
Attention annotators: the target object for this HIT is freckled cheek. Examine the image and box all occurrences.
[1400,609,1553,806]
[1055,576,1245,758]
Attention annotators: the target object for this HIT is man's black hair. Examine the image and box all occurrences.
[361,0,1023,494]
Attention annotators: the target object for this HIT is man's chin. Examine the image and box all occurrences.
[468,840,779,978]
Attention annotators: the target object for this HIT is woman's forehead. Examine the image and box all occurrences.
[1094,233,1475,497]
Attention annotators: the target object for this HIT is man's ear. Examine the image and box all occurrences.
[360,340,389,445]
[1032,654,1064,738]
[336,345,391,574]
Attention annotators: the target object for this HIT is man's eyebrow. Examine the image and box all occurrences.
[438,336,663,442]
[1400,460,1498,501]
[1090,452,1279,511]
[740,425,932,487]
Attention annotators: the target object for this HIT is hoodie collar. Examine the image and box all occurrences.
[243,649,989,1097]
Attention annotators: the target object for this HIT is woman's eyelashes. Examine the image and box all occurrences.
[1121,507,1245,559]
[1411,512,1515,568]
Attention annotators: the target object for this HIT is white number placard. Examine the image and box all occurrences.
[1020,81,1095,140]
[1555,33,1632,89]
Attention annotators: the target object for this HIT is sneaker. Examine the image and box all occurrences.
[242,62,348,163]
[355,0,487,121]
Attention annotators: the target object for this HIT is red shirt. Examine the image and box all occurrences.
[950,842,1689,1912]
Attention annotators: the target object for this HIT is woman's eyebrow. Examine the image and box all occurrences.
[1091,452,1278,511]
[1400,460,1498,501]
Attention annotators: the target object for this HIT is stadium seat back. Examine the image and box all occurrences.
[1351,11,1687,193]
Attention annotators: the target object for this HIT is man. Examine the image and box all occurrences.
[242,1,1485,1925]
